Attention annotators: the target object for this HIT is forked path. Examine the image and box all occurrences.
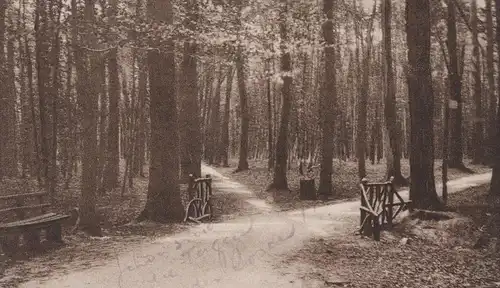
[20,170,493,288]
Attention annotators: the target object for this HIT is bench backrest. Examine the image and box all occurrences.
[0,192,51,222]
[188,174,212,202]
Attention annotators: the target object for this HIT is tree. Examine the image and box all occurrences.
[406,0,443,210]
[235,0,250,172]
[138,0,184,222]
[103,0,120,191]
[490,0,500,196]
[317,0,336,197]
[382,0,407,186]
[471,0,483,164]
[270,0,292,191]
[485,0,496,164]
[446,0,467,170]
[78,0,102,236]
[221,66,234,167]
[179,0,201,182]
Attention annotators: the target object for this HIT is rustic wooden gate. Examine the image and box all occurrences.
[183,174,213,223]
[359,176,412,241]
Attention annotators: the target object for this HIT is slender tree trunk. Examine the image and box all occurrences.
[447,0,466,170]
[103,0,120,191]
[318,0,336,197]
[78,0,101,236]
[138,0,184,222]
[270,0,292,191]
[221,65,234,167]
[179,0,201,181]
[471,0,483,164]
[485,0,496,164]
[382,0,406,185]
[35,0,50,185]
[406,0,443,210]
[490,0,500,196]
[235,0,249,172]
[4,19,18,178]
[356,3,376,180]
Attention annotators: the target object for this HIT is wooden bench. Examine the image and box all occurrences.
[183,174,213,223]
[0,192,70,256]
[359,177,412,241]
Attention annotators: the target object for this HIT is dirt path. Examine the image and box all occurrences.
[19,170,493,288]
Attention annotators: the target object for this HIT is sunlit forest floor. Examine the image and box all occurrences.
[214,158,492,212]
[0,158,493,287]
[289,184,500,288]
[0,159,259,287]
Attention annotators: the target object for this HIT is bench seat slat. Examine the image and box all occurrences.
[0,203,51,214]
[0,192,48,201]
[0,214,70,231]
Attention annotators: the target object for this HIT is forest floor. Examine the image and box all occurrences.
[0,159,496,287]
[289,184,500,288]
[216,158,492,212]
[0,162,261,287]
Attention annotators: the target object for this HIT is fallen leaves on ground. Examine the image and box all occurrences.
[287,185,500,288]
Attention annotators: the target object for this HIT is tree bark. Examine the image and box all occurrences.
[447,0,466,170]
[317,0,336,197]
[471,0,483,164]
[179,0,201,181]
[103,0,120,191]
[235,0,249,172]
[485,0,496,164]
[406,0,443,210]
[78,0,101,236]
[221,65,234,167]
[270,0,292,191]
[138,0,184,222]
[382,0,406,185]
[490,0,500,196]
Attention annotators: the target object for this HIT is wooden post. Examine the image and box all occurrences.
[188,174,195,201]
[360,178,368,228]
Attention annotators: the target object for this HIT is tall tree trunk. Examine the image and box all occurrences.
[35,0,50,185]
[485,0,496,165]
[0,0,5,180]
[26,35,41,183]
[138,0,184,222]
[221,65,234,167]
[490,0,500,196]
[406,0,443,210]
[382,0,406,185]
[270,0,292,191]
[318,0,336,197]
[4,19,18,178]
[471,0,483,164]
[136,54,147,177]
[235,0,249,172]
[447,0,466,170]
[49,3,62,202]
[179,0,201,181]
[356,2,376,179]
[208,66,223,165]
[78,0,101,236]
[266,57,274,170]
[103,0,120,191]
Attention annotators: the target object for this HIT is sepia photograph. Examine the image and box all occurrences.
[0,0,499,287]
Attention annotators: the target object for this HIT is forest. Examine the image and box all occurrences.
[0,0,498,271]
[0,0,499,286]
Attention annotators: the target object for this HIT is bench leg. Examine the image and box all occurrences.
[0,235,19,257]
[23,229,41,251]
[46,223,63,243]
